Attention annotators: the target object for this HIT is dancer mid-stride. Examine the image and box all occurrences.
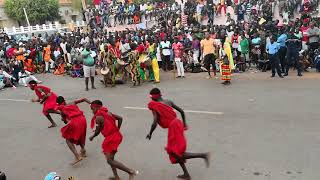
[146,88,210,180]
[29,80,58,128]
[89,100,139,180]
[55,96,90,166]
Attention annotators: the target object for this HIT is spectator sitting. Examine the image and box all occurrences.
[23,58,36,73]
[71,60,83,78]
[53,57,65,75]
[18,69,41,87]
[0,65,16,89]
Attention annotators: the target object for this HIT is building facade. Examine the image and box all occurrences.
[0,0,83,28]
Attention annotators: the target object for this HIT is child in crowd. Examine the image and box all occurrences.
[23,58,36,73]
[221,55,231,85]
[71,60,83,78]
[53,56,65,75]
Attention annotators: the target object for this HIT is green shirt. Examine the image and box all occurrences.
[240,38,249,54]
[82,49,95,66]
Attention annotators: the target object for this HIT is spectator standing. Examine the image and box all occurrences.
[239,33,250,66]
[82,46,96,91]
[307,22,320,61]
[285,29,303,76]
[172,37,185,78]
[201,32,217,78]
[160,37,172,71]
[266,36,284,78]
[277,28,288,73]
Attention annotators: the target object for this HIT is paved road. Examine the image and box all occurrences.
[1,71,320,180]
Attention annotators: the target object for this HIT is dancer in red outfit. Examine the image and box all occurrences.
[55,96,90,166]
[146,88,210,180]
[89,100,138,180]
[28,80,58,128]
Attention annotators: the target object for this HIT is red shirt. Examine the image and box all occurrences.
[172,42,183,58]
[300,25,310,42]
[137,44,146,53]
[160,32,166,41]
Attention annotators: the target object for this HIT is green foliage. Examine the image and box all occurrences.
[71,0,93,10]
[4,0,60,24]
[133,0,174,4]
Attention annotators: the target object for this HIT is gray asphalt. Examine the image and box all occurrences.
[0,71,319,180]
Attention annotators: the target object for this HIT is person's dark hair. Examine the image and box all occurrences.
[150,88,161,95]
[0,171,6,180]
[56,96,65,104]
[91,100,103,106]
[28,80,37,85]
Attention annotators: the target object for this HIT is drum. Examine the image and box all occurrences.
[139,54,151,67]
[100,67,110,75]
[117,59,126,66]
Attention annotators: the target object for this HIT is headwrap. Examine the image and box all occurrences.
[90,103,102,109]
[29,83,37,88]
[150,93,162,99]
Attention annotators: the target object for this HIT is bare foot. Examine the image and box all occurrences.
[80,149,87,158]
[204,153,211,168]
[70,156,83,166]
[177,174,191,179]
[129,170,139,180]
[108,177,121,180]
[48,124,57,128]
[92,86,96,89]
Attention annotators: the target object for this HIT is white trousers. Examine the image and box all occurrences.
[65,53,72,64]
[175,58,185,77]
[193,49,200,64]
[45,59,54,72]
[19,76,39,86]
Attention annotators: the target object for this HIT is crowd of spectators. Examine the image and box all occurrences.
[0,0,320,90]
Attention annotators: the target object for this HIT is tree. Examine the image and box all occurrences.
[4,0,60,25]
[71,0,93,10]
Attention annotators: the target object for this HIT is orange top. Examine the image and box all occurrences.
[15,48,25,61]
[43,45,51,62]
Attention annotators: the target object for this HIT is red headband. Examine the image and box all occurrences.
[90,103,102,109]
[29,83,37,88]
[150,93,162,99]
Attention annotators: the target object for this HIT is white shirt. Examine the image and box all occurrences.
[0,70,14,80]
[120,43,131,58]
[140,4,147,11]
[160,41,171,56]
[54,50,61,58]
[60,42,67,54]
[196,4,204,14]
[18,70,31,78]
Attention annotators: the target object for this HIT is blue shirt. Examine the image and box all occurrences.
[266,42,280,55]
[277,34,287,47]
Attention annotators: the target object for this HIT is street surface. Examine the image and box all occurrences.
[0,71,320,180]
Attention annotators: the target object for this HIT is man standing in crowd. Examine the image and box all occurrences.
[82,45,96,91]
[307,22,320,61]
[277,27,288,73]
[43,43,54,73]
[160,37,172,71]
[285,29,302,76]
[201,32,217,79]
[172,37,185,78]
[266,36,284,78]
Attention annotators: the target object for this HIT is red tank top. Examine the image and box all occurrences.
[148,100,177,129]
[34,85,51,99]
[91,107,120,138]
[57,104,84,120]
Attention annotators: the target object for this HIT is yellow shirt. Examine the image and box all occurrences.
[201,38,216,56]
[147,5,153,11]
